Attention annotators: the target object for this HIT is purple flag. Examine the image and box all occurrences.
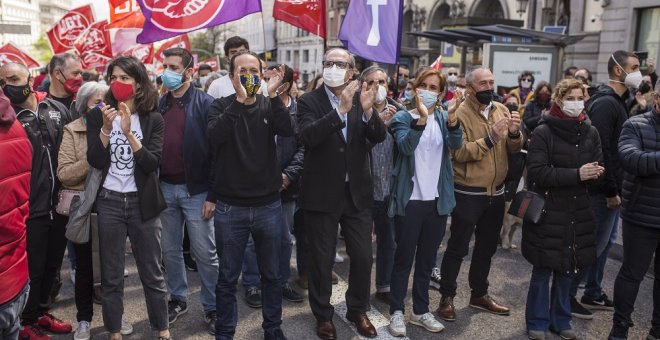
[136,0,262,44]
[338,0,403,64]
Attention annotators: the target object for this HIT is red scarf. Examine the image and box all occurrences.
[549,102,586,122]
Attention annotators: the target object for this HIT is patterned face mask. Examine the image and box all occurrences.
[240,74,261,97]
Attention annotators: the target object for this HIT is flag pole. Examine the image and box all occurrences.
[260,11,269,62]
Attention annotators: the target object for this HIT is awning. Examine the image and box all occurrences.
[408,24,587,48]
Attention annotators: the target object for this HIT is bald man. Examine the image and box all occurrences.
[0,62,74,337]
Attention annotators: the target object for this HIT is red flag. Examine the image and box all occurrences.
[47,5,95,54]
[154,35,191,63]
[79,52,111,69]
[273,0,326,38]
[74,21,113,59]
[199,56,220,72]
[122,44,154,64]
[0,43,41,69]
[107,0,145,29]
[431,55,442,71]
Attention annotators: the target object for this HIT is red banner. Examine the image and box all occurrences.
[154,35,191,63]
[199,56,220,72]
[0,43,40,69]
[273,0,326,38]
[108,0,144,29]
[74,21,113,58]
[122,44,154,64]
[47,5,95,54]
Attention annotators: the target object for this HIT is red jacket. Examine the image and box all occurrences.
[0,92,31,305]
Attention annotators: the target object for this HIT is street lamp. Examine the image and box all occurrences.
[516,0,530,16]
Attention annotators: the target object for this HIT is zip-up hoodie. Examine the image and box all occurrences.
[14,92,72,220]
[586,84,629,197]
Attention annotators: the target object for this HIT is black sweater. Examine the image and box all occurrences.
[207,94,293,206]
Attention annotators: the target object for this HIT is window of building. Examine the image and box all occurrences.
[303,50,309,63]
[636,6,660,63]
[286,50,291,62]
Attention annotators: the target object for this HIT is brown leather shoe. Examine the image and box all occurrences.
[346,311,377,338]
[316,320,336,340]
[436,296,456,322]
[469,295,510,315]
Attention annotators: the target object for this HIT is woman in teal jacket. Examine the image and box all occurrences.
[386,69,464,337]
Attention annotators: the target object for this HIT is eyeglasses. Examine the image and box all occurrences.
[322,60,352,69]
[448,72,458,76]
[367,79,386,86]
[521,78,533,82]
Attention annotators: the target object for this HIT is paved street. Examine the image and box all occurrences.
[49,231,654,340]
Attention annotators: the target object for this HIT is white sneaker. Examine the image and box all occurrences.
[410,312,444,333]
[74,320,91,340]
[120,315,133,335]
[388,311,406,337]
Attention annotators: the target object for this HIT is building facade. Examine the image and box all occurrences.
[0,0,41,55]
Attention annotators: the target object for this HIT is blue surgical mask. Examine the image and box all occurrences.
[417,89,438,109]
[404,90,413,101]
[161,68,185,91]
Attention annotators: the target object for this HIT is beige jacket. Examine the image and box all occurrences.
[451,98,523,195]
[57,117,88,191]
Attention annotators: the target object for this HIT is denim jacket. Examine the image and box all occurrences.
[388,108,463,217]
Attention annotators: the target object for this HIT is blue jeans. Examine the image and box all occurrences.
[0,284,29,339]
[279,201,295,285]
[214,199,283,339]
[160,182,219,312]
[583,193,620,299]
[373,200,396,293]
[526,266,574,332]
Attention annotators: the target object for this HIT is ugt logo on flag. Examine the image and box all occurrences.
[338,0,403,65]
[136,0,261,43]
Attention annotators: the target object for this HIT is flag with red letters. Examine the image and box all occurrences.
[47,5,95,54]
[0,43,41,68]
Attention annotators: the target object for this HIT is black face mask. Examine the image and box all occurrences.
[638,82,652,95]
[474,89,494,105]
[3,82,31,105]
[505,103,519,113]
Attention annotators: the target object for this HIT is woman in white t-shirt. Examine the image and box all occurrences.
[86,56,169,340]
[386,69,464,337]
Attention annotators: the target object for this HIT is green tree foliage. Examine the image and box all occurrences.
[33,35,53,65]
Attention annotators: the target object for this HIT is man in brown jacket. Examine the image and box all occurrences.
[436,66,523,322]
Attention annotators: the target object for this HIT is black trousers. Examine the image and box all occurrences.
[73,239,94,322]
[440,192,505,298]
[613,220,660,329]
[305,185,373,322]
[22,214,68,323]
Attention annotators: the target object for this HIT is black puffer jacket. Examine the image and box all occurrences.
[618,108,660,229]
[522,113,602,273]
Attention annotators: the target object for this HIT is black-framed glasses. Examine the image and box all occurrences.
[448,72,458,76]
[367,79,386,86]
[322,60,352,69]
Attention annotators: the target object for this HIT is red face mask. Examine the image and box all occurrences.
[111,81,134,102]
[63,77,82,95]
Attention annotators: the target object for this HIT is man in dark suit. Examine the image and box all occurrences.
[297,48,387,339]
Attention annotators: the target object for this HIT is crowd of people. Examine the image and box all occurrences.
[0,34,658,340]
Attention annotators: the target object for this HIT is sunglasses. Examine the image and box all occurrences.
[448,72,458,76]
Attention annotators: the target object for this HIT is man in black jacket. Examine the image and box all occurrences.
[269,64,305,304]
[571,51,641,320]
[0,62,74,337]
[297,48,386,339]
[207,51,293,340]
[609,81,660,340]
[157,47,219,334]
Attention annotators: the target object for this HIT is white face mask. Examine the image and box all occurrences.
[376,85,387,104]
[562,100,584,117]
[521,80,532,89]
[323,65,347,88]
[611,54,643,89]
[447,75,458,83]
